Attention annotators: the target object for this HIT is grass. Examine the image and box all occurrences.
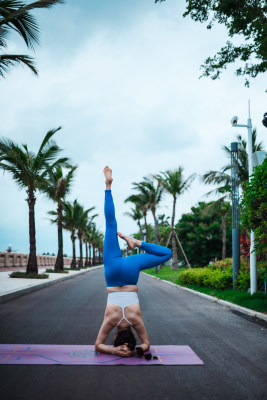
[144,265,267,314]
[9,271,49,279]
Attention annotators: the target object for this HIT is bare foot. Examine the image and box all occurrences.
[117,232,142,249]
[103,166,113,186]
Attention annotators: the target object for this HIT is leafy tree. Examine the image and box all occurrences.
[155,0,267,86]
[0,127,67,273]
[75,202,95,268]
[0,0,63,77]
[176,201,232,266]
[241,157,267,258]
[155,167,195,269]
[44,165,77,270]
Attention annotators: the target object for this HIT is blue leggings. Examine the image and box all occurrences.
[103,190,172,287]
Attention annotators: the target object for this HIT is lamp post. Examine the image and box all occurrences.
[231,142,240,289]
[231,100,257,294]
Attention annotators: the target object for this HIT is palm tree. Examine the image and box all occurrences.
[0,0,63,77]
[131,177,163,244]
[0,127,67,273]
[76,203,96,268]
[44,165,77,270]
[204,130,264,191]
[61,199,80,268]
[125,193,149,241]
[124,205,144,240]
[155,167,196,270]
[84,215,98,266]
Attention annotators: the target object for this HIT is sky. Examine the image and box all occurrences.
[0,0,266,256]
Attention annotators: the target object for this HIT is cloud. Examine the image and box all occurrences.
[0,0,265,255]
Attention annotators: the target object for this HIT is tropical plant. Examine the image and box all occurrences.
[61,199,79,268]
[0,127,67,273]
[125,193,149,242]
[75,202,96,268]
[0,0,64,77]
[131,177,163,244]
[203,130,264,192]
[44,165,77,270]
[155,167,196,269]
[124,205,144,240]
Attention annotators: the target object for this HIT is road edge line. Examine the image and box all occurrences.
[141,272,267,322]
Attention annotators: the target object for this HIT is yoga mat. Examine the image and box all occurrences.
[0,344,204,365]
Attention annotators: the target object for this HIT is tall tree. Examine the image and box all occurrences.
[61,199,80,268]
[155,167,195,269]
[124,205,144,240]
[0,127,67,273]
[43,165,77,270]
[203,130,264,192]
[0,0,64,77]
[76,202,95,268]
[125,193,150,242]
[156,0,267,87]
[132,177,163,244]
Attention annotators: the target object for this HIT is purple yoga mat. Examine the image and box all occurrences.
[0,344,204,365]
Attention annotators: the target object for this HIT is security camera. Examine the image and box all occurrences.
[262,112,267,128]
[231,116,238,126]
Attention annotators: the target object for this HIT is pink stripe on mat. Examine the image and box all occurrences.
[0,344,204,365]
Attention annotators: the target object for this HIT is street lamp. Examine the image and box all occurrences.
[231,142,240,289]
[231,101,257,294]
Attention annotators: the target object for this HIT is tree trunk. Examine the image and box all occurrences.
[85,240,89,266]
[98,248,101,264]
[222,216,227,260]
[55,200,64,270]
[89,243,92,266]
[78,231,83,267]
[93,244,96,266]
[152,209,159,244]
[70,230,76,268]
[27,190,38,274]
[171,196,178,269]
[144,213,149,242]
[138,221,144,241]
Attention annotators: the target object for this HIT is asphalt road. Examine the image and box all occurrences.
[0,267,266,400]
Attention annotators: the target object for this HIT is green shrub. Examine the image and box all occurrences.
[45,268,68,274]
[9,271,49,279]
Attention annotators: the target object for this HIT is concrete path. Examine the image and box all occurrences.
[0,268,266,400]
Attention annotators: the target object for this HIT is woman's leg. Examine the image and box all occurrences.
[103,189,122,263]
[125,241,172,272]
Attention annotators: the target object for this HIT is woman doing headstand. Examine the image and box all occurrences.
[95,166,172,357]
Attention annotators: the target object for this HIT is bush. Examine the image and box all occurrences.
[179,261,267,291]
[9,271,49,279]
[45,268,69,274]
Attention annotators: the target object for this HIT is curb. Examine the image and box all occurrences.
[0,265,104,304]
[141,272,267,323]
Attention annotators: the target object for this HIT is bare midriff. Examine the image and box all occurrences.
[106,285,138,293]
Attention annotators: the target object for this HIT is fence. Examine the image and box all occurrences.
[0,252,76,268]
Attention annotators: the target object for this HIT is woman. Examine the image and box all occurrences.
[95,166,172,357]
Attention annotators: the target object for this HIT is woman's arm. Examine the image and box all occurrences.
[134,322,150,352]
[95,319,115,354]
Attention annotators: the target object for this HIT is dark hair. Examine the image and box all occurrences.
[114,329,136,348]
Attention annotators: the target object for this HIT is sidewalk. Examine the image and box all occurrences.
[0,265,103,304]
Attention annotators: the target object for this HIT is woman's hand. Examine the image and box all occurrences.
[113,344,134,357]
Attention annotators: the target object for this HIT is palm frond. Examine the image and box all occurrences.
[0,53,37,77]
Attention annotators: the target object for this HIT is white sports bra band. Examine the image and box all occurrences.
[107,292,139,327]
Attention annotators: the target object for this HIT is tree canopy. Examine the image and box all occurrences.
[155,0,267,87]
